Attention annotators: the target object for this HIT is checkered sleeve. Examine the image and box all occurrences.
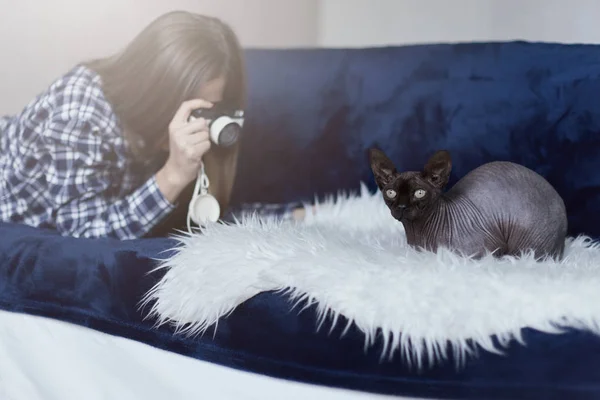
[41,111,175,240]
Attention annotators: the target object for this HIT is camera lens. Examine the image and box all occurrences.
[209,116,242,146]
[218,123,241,146]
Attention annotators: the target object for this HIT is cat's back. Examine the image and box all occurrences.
[452,161,555,197]
[448,160,566,224]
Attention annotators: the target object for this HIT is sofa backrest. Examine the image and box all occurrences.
[232,41,600,239]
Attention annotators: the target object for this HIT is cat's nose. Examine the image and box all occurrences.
[397,204,406,210]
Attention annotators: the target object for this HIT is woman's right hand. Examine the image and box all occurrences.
[156,99,213,203]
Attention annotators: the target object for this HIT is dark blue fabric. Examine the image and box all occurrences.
[2,41,600,399]
[2,222,600,399]
[232,41,600,240]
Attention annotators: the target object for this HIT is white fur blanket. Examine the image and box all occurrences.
[143,184,600,368]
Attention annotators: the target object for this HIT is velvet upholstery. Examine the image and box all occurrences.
[232,41,600,240]
[2,41,600,399]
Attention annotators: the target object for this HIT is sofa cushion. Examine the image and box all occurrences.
[233,41,600,239]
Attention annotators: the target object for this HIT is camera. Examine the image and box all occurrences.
[189,105,244,147]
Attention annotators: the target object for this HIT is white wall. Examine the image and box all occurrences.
[318,0,600,47]
[4,0,600,115]
[0,0,319,115]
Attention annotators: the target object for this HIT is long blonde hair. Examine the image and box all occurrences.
[85,11,246,214]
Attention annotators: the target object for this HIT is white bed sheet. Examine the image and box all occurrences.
[0,310,423,400]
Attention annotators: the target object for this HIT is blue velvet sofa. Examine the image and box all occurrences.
[1,41,600,399]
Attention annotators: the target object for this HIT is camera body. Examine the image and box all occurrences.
[185,105,244,231]
[189,105,244,147]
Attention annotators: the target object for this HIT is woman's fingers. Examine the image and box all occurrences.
[162,99,216,187]
[292,208,306,221]
[183,140,212,162]
[171,98,214,126]
[186,131,211,146]
[176,118,209,136]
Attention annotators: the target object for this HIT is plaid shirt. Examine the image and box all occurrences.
[0,65,301,239]
[0,65,175,239]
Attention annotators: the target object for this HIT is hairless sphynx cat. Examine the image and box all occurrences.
[369,148,568,260]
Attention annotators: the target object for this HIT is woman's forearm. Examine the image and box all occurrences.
[155,165,188,204]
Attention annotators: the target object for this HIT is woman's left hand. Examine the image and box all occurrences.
[292,208,306,221]
[292,205,316,221]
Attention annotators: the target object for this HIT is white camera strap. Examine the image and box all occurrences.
[186,161,221,234]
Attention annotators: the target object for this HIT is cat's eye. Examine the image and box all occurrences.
[385,189,397,199]
[414,189,426,199]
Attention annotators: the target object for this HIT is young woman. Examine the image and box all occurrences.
[0,11,262,239]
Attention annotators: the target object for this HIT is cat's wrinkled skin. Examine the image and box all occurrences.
[369,148,568,260]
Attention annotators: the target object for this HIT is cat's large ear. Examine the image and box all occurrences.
[423,150,452,188]
[369,148,397,188]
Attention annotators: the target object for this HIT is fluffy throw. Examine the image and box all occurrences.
[143,184,600,368]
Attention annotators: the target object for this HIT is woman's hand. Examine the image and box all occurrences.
[156,99,213,203]
[292,205,317,221]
